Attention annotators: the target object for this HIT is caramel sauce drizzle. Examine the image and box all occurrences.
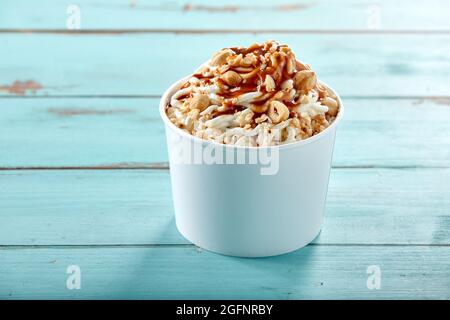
[182,42,302,115]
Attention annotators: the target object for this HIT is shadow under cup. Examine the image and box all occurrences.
[160,77,343,257]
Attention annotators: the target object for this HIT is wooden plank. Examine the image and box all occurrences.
[1,98,450,168]
[1,246,449,299]
[1,0,449,31]
[0,98,167,167]
[0,168,449,246]
[1,34,449,97]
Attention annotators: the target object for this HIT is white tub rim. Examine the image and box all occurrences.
[160,74,343,151]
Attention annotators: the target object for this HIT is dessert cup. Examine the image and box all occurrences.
[160,76,343,257]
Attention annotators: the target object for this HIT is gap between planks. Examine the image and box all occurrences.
[2,164,450,171]
[1,243,449,250]
[1,29,450,35]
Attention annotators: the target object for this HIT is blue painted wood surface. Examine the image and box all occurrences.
[0,169,449,246]
[1,0,449,31]
[0,0,449,299]
[1,34,450,97]
[2,246,450,299]
[1,98,450,168]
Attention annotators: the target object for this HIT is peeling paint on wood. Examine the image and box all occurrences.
[182,3,313,12]
[414,98,450,106]
[0,80,43,96]
[430,97,450,106]
[183,3,240,13]
[47,108,134,117]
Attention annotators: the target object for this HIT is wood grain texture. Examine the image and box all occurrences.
[1,0,449,31]
[1,34,449,97]
[1,0,449,300]
[0,169,449,246]
[1,98,450,168]
[1,246,449,299]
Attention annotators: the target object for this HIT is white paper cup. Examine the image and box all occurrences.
[160,76,343,257]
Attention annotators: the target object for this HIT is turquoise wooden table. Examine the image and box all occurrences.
[1,0,450,299]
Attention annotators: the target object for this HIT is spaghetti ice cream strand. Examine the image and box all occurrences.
[166,40,340,147]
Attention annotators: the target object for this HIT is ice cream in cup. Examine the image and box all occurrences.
[160,40,343,257]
